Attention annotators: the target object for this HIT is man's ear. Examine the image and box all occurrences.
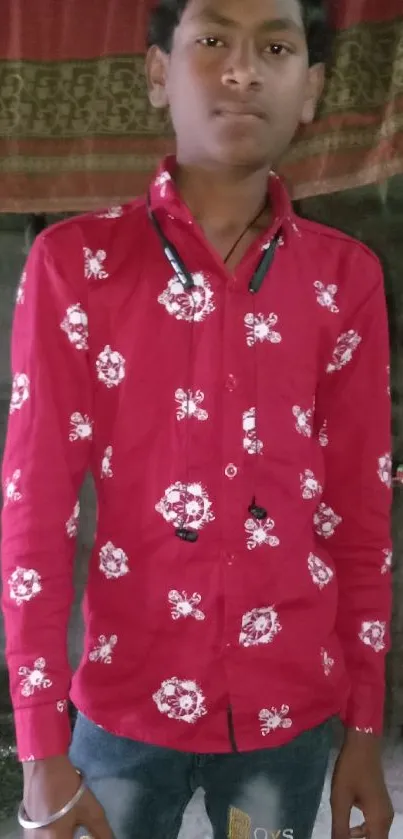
[300,63,326,125]
[145,45,170,109]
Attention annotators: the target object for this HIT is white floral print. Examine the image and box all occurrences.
[101,446,113,478]
[56,700,68,713]
[19,657,52,697]
[239,606,281,648]
[99,542,130,579]
[89,634,118,664]
[168,591,205,621]
[382,549,392,574]
[308,554,334,589]
[96,346,125,388]
[8,567,42,606]
[66,501,80,538]
[318,420,329,447]
[158,272,215,323]
[356,726,374,735]
[4,469,22,505]
[156,482,214,533]
[175,389,208,421]
[69,412,93,442]
[244,313,282,347]
[10,373,30,413]
[327,330,362,373]
[60,304,89,351]
[378,453,392,489]
[321,648,334,676]
[245,517,280,550]
[153,677,207,724]
[84,247,109,280]
[359,620,386,653]
[97,206,123,219]
[16,271,27,304]
[242,408,263,455]
[262,234,284,250]
[155,170,172,197]
[314,503,342,539]
[314,282,339,313]
[293,405,313,438]
[300,469,322,500]
[259,705,292,736]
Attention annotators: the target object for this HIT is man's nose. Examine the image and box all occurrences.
[221,42,263,92]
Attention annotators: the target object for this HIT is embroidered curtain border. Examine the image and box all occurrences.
[0,15,402,210]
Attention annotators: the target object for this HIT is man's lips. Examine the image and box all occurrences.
[214,105,266,120]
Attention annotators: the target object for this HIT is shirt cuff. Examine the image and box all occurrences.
[341,683,385,736]
[14,702,72,761]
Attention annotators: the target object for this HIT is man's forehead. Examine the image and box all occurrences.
[181,0,304,30]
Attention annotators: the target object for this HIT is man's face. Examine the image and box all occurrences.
[147,0,324,170]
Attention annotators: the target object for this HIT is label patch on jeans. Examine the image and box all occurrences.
[228,807,294,839]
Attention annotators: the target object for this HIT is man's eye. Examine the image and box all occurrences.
[198,37,225,48]
[265,43,292,56]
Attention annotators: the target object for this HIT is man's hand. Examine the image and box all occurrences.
[22,754,113,839]
[331,730,394,839]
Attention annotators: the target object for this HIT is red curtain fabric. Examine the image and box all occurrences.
[0,0,401,211]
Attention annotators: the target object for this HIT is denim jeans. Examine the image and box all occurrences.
[69,713,333,839]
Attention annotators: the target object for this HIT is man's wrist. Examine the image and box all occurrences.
[22,754,70,781]
[344,727,382,751]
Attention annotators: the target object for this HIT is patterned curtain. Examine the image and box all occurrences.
[0,0,402,212]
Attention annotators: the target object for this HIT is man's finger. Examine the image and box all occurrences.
[84,809,115,839]
[349,824,367,839]
[331,791,354,839]
[332,812,351,838]
[366,813,394,839]
[84,815,114,839]
[74,788,114,839]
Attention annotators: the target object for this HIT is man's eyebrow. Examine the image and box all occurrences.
[186,8,304,35]
[260,17,305,35]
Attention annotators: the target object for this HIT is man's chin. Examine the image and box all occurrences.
[212,142,273,171]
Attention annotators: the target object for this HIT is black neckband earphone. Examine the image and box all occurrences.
[147,192,281,294]
[147,191,282,541]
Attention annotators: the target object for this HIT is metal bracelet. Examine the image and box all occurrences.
[17,770,86,830]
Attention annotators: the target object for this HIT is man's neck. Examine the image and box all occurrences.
[174,160,271,235]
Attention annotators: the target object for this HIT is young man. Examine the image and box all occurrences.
[0,1,395,837]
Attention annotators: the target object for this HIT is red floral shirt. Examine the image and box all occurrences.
[1,157,392,761]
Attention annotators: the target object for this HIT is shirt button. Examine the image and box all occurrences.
[225,374,238,392]
[224,463,238,480]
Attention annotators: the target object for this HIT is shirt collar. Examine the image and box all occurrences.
[148,154,298,242]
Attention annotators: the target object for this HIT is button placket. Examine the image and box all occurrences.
[223,368,240,493]
[223,553,239,653]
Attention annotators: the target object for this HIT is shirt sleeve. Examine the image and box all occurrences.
[1,230,92,760]
[316,247,392,736]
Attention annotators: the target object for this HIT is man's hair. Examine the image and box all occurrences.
[147,0,331,66]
